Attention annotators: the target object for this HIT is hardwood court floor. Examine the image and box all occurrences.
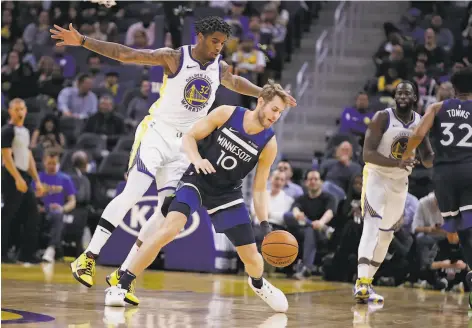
[1,263,471,327]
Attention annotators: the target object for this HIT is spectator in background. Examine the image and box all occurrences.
[438,62,465,84]
[1,50,39,100]
[37,56,56,85]
[416,29,447,72]
[91,10,118,42]
[412,192,447,270]
[430,14,454,52]
[232,35,266,108]
[320,141,362,203]
[22,10,51,48]
[35,150,76,262]
[125,8,155,47]
[424,81,455,111]
[412,60,436,105]
[86,54,105,89]
[1,9,21,45]
[57,74,98,119]
[83,94,125,150]
[376,44,407,78]
[2,38,37,71]
[289,170,336,280]
[276,160,304,199]
[252,169,294,229]
[131,29,150,49]
[261,3,287,80]
[401,7,425,45]
[377,66,402,97]
[53,43,77,79]
[339,92,373,138]
[248,15,275,75]
[66,150,92,200]
[224,1,249,57]
[38,64,65,100]
[459,5,472,66]
[126,79,151,128]
[94,72,122,104]
[30,114,66,152]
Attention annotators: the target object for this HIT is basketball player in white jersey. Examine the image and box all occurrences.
[354,82,434,304]
[50,17,296,302]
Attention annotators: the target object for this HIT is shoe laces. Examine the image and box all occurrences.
[84,257,95,276]
[357,277,373,288]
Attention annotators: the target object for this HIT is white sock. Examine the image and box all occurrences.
[358,264,370,279]
[85,227,112,255]
[120,243,140,271]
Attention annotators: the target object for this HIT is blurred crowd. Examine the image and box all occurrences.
[1,0,471,293]
[250,1,471,293]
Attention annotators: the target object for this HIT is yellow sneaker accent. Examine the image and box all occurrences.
[354,277,373,302]
[70,253,96,288]
[123,281,139,306]
[106,269,121,287]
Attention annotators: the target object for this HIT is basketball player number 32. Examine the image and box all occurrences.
[440,123,472,147]
[216,150,237,170]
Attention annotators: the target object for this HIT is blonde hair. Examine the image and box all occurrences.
[259,80,288,105]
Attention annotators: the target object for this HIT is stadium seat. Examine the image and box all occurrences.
[113,136,134,153]
[60,116,84,146]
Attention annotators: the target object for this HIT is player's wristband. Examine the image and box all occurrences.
[81,35,87,46]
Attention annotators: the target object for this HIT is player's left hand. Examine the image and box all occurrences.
[398,158,418,171]
[283,90,297,107]
[260,220,272,237]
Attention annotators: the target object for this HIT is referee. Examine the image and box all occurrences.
[1,98,44,263]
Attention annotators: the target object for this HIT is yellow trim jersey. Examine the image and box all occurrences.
[148,45,222,132]
[366,107,421,179]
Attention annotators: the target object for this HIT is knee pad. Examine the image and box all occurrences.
[168,200,191,219]
[161,195,175,217]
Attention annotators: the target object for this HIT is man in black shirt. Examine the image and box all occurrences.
[1,98,44,263]
[286,170,336,279]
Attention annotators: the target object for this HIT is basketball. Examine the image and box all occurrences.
[261,231,299,268]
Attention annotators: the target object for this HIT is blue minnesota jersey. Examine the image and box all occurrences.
[188,106,275,194]
[431,99,472,165]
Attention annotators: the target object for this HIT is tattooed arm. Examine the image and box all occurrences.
[50,24,180,70]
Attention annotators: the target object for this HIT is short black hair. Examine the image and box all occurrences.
[77,73,91,84]
[195,16,232,37]
[451,66,472,95]
[304,169,320,180]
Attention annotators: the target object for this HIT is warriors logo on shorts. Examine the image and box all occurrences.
[390,135,409,159]
[182,74,212,112]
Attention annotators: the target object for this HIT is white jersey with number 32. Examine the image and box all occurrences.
[148,45,221,132]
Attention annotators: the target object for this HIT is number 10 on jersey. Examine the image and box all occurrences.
[216,150,237,170]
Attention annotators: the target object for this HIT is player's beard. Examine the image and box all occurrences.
[395,101,413,114]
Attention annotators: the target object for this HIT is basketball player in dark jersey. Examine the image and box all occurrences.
[403,67,472,309]
[104,81,290,312]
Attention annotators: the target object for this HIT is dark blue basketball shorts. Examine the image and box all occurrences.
[172,173,255,247]
[434,163,472,232]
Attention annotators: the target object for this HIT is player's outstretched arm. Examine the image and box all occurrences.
[50,24,179,67]
[220,61,297,107]
[252,137,278,223]
[403,102,442,160]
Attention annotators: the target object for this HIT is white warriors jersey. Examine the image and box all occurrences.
[366,107,421,179]
[148,45,221,132]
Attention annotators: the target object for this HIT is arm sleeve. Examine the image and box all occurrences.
[1,125,14,148]
[57,88,70,112]
[325,193,337,213]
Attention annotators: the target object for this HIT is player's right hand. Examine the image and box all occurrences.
[50,23,82,47]
[194,159,216,175]
[397,158,418,171]
[15,178,28,193]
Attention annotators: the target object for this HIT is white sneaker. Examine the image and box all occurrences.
[105,286,127,307]
[248,277,288,313]
[42,246,55,263]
